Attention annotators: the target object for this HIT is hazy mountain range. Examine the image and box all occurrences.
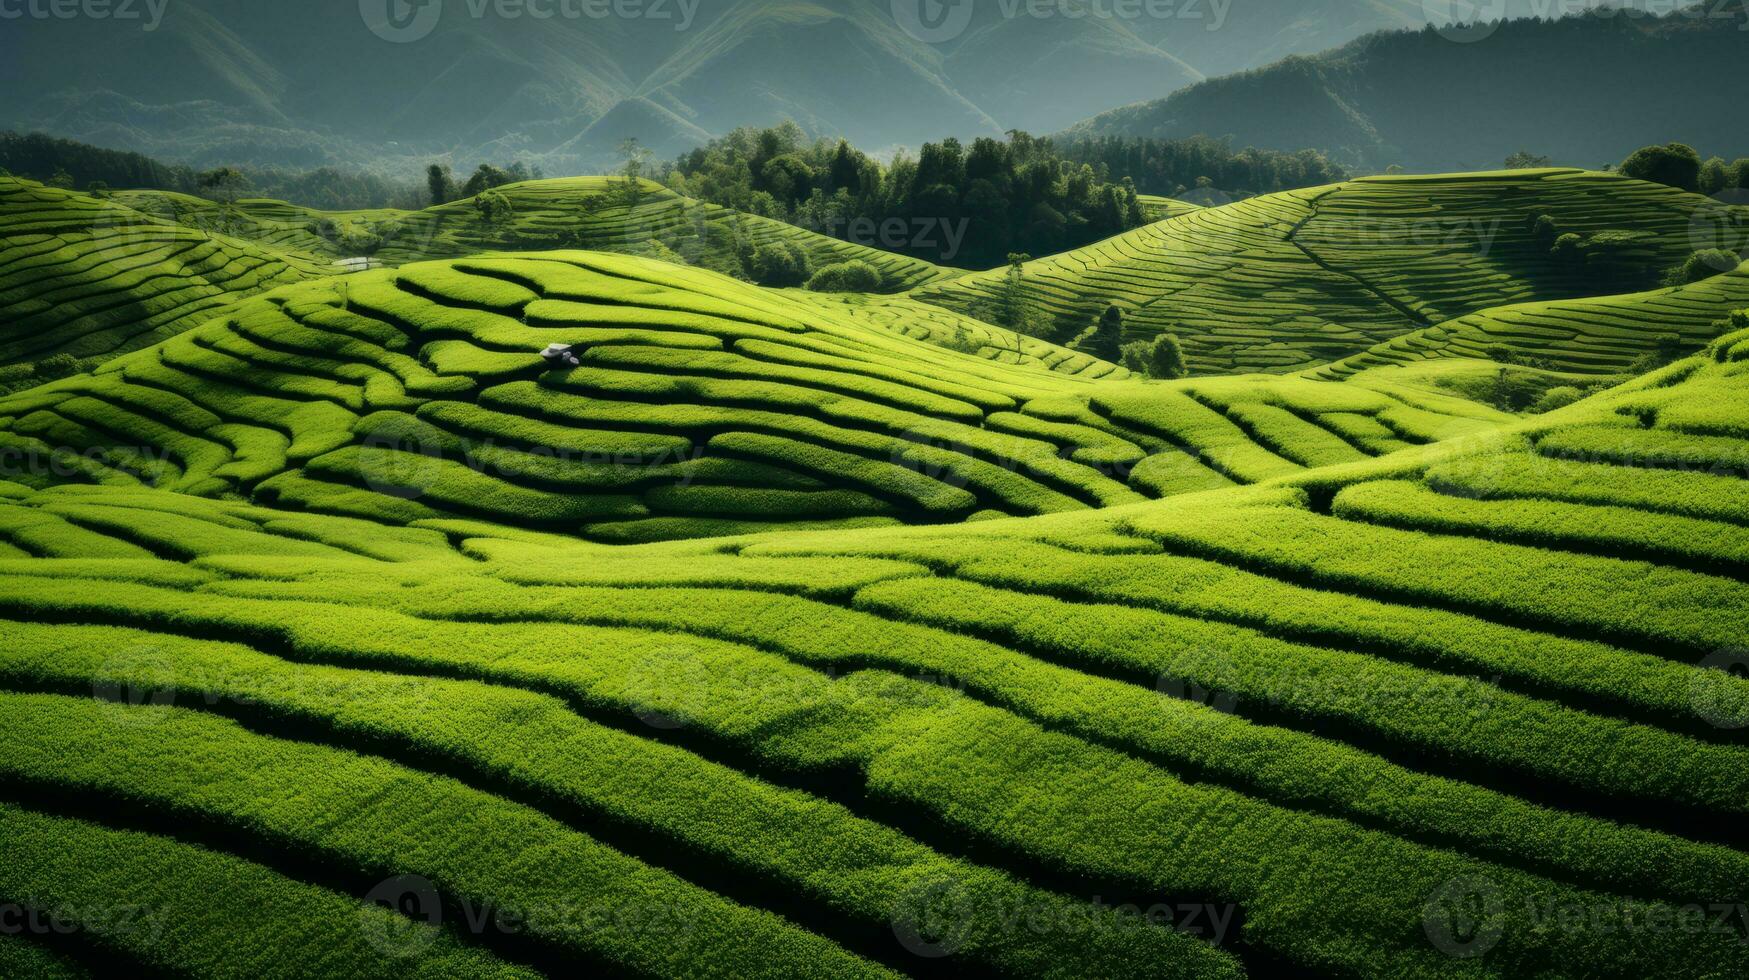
[1061,1,1749,171]
[0,0,1429,171]
[4,0,1739,176]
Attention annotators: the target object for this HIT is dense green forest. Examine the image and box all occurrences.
[663,124,1145,268]
[663,125,1345,268]
[1055,134,1348,199]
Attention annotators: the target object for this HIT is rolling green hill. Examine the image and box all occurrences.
[111,177,957,286]
[6,155,1749,979]
[1317,257,1749,378]
[0,261,1746,975]
[22,167,1735,391]
[911,170,1735,374]
[0,178,335,380]
[0,251,1509,544]
[0,175,955,382]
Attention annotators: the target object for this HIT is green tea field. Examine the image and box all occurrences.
[2,161,1747,979]
[0,176,956,385]
[913,170,1742,375]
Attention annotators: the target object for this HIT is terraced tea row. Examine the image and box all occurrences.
[115,177,955,289]
[0,325,1746,974]
[912,171,1721,375]
[0,252,1502,542]
[1,176,960,381]
[0,178,334,377]
[1318,259,1749,378]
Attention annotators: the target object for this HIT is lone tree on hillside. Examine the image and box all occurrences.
[474,190,515,234]
[970,253,1050,338]
[748,241,812,287]
[619,138,653,207]
[1071,305,1125,364]
[1619,143,1702,193]
[1149,333,1188,379]
[1119,332,1188,379]
[197,167,248,207]
[427,164,456,207]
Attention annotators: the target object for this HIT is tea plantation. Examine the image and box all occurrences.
[0,251,1507,542]
[914,170,1741,374]
[0,179,334,375]
[0,175,955,382]
[2,165,1747,978]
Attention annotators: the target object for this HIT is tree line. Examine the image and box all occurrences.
[0,131,425,209]
[1617,142,1749,197]
[1053,134,1348,200]
[660,123,1152,270]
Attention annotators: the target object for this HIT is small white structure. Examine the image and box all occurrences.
[541,343,582,367]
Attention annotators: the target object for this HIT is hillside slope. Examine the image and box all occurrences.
[1061,5,1749,172]
[911,170,1731,374]
[113,177,956,286]
[0,177,334,379]
[0,250,1523,544]
[0,176,955,378]
[1318,258,1749,378]
[0,300,1745,975]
